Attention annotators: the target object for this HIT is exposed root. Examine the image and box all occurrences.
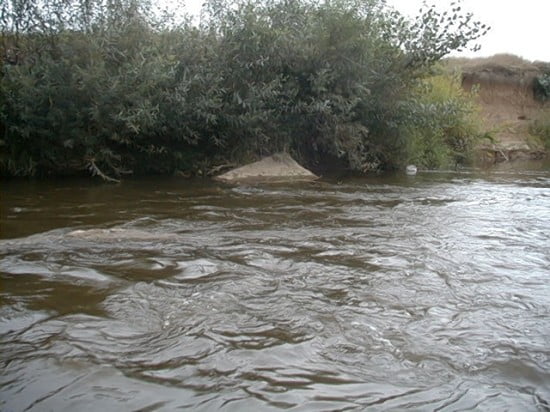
[498,148,509,161]
[87,159,121,183]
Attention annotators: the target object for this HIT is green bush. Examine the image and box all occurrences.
[534,73,550,102]
[529,109,550,148]
[400,73,483,169]
[0,0,489,178]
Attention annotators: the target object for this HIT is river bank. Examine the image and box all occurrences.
[450,54,550,164]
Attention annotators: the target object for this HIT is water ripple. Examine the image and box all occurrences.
[1,169,550,410]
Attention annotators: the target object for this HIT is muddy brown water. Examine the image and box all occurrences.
[1,164,549,411]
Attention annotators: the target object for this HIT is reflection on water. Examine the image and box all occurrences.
[1,164,550,411]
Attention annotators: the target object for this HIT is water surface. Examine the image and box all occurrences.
[1,165,549,411]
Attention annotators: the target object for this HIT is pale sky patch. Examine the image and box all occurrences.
[386,0,549,62]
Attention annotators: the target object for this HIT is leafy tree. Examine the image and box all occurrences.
[1,0,489,178]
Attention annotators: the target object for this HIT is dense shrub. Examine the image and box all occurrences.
[534,73,550,102]
[400,72,483,169]
[0,0,489,178]
[529,109,550,148]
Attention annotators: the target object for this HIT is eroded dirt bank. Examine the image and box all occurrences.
[452,55,549,162]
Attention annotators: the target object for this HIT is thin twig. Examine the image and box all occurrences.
[497,148,509,161]
[88,160,120,183]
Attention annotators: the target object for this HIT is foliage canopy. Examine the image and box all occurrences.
[1,0,489,178]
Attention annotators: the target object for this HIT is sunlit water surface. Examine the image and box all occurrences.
[1,164,549,411]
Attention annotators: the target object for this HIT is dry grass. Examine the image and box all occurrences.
[444,53,543,73]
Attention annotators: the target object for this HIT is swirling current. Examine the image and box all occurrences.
[1,165,549,411]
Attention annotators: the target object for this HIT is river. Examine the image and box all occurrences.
[1,163,549,411]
